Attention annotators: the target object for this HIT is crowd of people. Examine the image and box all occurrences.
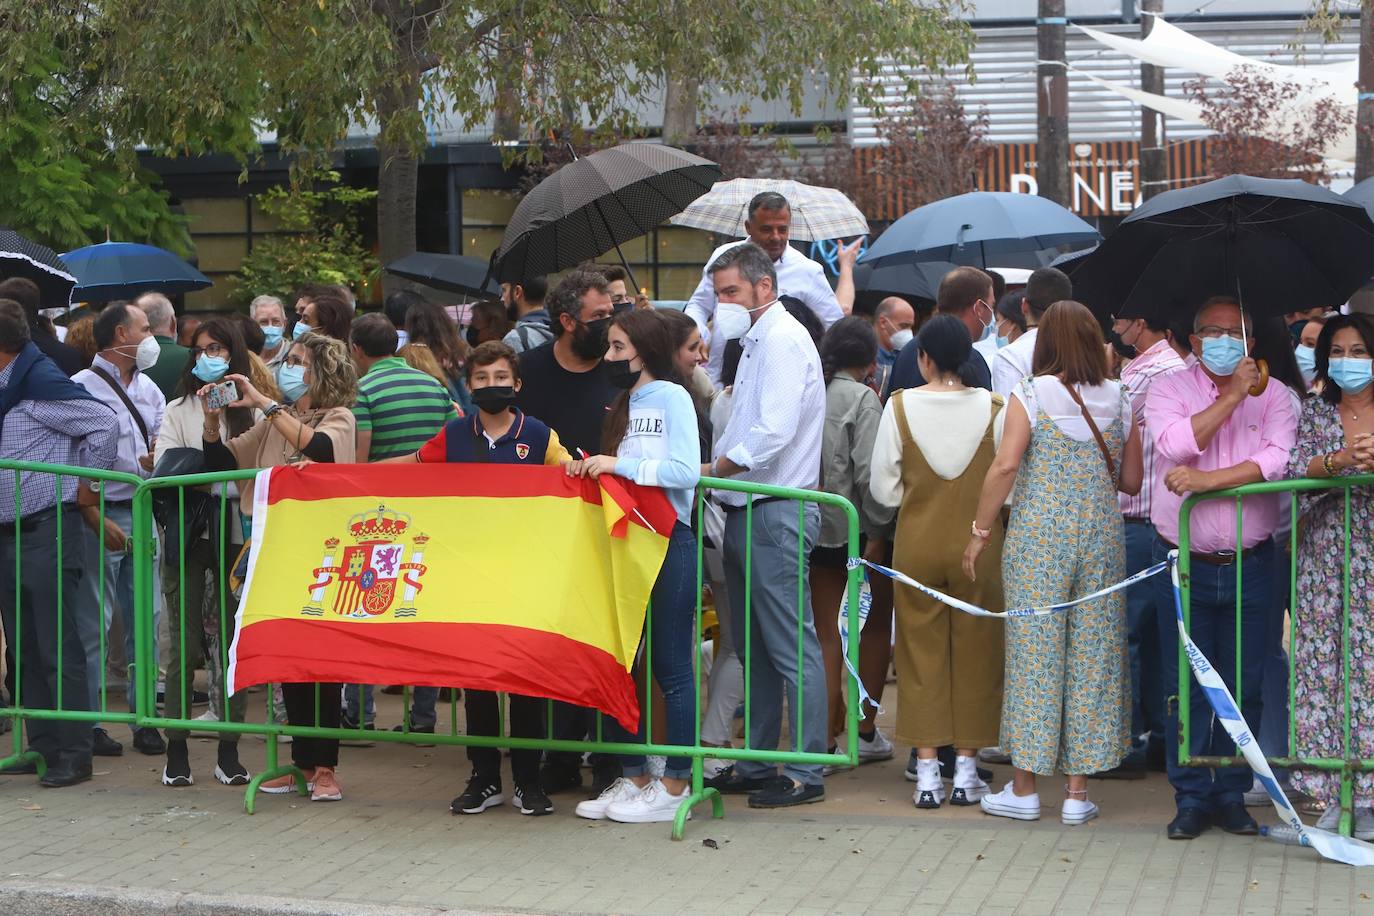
[1,190,1372,840]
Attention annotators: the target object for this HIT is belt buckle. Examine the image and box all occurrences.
[1213,550,1237,565]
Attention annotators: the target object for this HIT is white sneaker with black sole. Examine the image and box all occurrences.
[980,782,1040,821]
[912,757,944,809]
[451,776,505,814]
[950,754,989,806]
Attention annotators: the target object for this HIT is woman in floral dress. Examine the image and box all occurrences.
[1287,314,1374,837]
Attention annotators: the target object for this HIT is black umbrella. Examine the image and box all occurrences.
[0,228,77,306]
[385,252,499,298]
[493,144,723,286]
[1069,175,1374,322]
[853,260,950,305]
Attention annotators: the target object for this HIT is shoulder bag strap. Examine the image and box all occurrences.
[90,366,151,451]
[1061,380,1117,482]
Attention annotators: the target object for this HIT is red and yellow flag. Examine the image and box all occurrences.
[226,464,676,730]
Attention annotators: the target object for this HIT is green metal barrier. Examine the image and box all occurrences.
[0,460,151,777]
[1178,473,1374,839]
[52,467,863,839]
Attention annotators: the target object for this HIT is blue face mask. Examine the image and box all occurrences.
[277,364,309,403]
[262,325,284,348]
[1294,344,1317,383]
[1199,335,1246,376]
[996,334,1011,349]
[192,354,229,383]
[292,322,313,341]
[1328,357,1373,394]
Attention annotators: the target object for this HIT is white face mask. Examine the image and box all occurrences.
[117,336,161,371]
[889,328,914,351]
[395,329,409,351]
[716,301,767,341]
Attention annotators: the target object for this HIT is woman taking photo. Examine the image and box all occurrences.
[963,300,1142,826]
[156,318,257,789]
[568,309,701,825]
[812,317,895,766]
[871,315,1005,809]
[1287,313,1374,837]
[199,332,358,803]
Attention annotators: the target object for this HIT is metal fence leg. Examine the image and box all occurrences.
[244,735,306,814]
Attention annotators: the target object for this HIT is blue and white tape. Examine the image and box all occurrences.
[838,561,881,715]
[861,550,1374,866]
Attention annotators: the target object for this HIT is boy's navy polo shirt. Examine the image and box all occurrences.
[416,407,571,466]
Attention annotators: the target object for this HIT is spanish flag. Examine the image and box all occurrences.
[226,464,676,731]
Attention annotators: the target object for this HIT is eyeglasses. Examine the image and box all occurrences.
[191,343,229,358]
[1196,325,1247,339]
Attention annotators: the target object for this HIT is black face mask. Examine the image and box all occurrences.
[1107,329,1138,361]
[603,357,641,389]
[611,299,634,314]
[572,316,611,361]
[465,325,481,348]
[720,338,745,387]
[470,385,518,415]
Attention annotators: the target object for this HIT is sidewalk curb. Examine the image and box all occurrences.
[0,880,497,916]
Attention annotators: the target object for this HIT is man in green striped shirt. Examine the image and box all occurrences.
[350,313,457,464]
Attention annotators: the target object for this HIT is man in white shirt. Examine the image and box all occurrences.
[703,243,829,808]
[73,301,167,756]
[685,192,843,386]
[990,267,1074,397]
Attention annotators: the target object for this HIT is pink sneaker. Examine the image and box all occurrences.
[259,768,314,794]
[310,767,342,802]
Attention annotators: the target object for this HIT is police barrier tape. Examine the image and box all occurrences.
[862,551,1374,866]
[0,462,864,841]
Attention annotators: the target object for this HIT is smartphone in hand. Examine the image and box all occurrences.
[205,381,239,411]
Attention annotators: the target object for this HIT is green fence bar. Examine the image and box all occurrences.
[1178,473,1374,839]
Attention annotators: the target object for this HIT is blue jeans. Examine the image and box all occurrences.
[1152,535,1274,812]
[342,683,375,727]
[1258,532,1291,781]
[78,502,160,723]
[604,522,698,781]
[1125,520,1165,752]
[344,686,439,729]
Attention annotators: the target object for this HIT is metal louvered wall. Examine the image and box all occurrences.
[849,18,1358,147]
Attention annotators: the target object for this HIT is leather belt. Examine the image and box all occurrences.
[1161,537,1266,567]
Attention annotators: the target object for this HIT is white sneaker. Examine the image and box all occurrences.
[857,730,894,763]
[192,709,220,722]
[913,757,944,809]
[1062,797,1099,826]
[980,782,1040,821]
[575,777,643,820]
[950,755,989,806]
[978,746,1012,764]
[606,779,691,824]
[702,757,730,779]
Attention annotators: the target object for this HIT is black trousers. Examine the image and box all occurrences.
[465,689,542,786]
[281,681,341,769]
[548,701,622,780]
[0,506,93,769]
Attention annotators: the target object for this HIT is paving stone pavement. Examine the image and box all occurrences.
[4,717,1374,915]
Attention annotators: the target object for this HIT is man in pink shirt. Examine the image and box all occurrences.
[1111,314,1186,776]
[1144,297,1297,841]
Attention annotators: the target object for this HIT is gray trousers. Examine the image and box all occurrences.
[722,500,826,786]
[0,506,93,769]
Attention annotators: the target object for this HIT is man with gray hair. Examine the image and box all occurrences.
[702,242,829,808]
[135,292,190,401]
[250,294,289,369]
[686,191,843,387]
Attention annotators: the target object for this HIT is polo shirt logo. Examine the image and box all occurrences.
[515,443,530,460]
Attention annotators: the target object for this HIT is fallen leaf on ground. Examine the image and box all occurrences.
[976,854,986,861]
[20,804,41,811]
[702,838,719,849]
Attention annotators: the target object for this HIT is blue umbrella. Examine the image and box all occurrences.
[60,241,211,302]
[861,191,1101,270]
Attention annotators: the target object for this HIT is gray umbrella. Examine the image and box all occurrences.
[493,144,722,285]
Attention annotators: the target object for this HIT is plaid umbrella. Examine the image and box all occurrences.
[669,178,869,242]
[493,143,722,284]
[0,228,77,306]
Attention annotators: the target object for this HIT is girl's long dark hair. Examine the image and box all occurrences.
[602,310,688,455]
[915,314,979,387]
[406,300,469,383]
[820,315,878,386]
[181,317,254,438]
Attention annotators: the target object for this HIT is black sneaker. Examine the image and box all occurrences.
[703,765,777,794]
[747,776,825,809]
[214,741,250,786]
[161,740,193,787]
[92,728,123,757]
[132,727,166,756]
[514,783,555,816]
[451,774,505,814]
[539,762,583,795]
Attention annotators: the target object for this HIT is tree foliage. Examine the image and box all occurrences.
[1185,66,1352,185]
[232,175,379,305]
